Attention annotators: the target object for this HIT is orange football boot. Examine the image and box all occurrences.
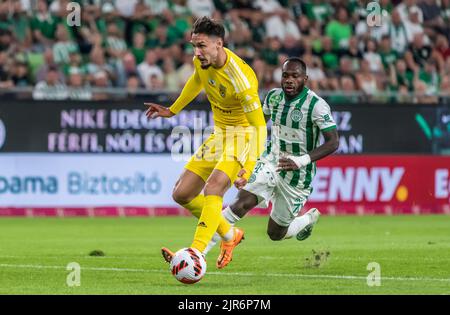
[161,247,175,263]
[216,227,245,269]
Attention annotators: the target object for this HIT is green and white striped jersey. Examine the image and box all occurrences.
[262,87,336,188]
[106,36,127,53]
[53,41,78,65]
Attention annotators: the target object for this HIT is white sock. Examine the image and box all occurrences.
[222,227,234,242]
[283,214,311,239]
[222,206,241,224]
[202,206,241,255]
[203,233,222,256]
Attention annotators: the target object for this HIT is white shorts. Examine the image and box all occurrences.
[244,157,312,227]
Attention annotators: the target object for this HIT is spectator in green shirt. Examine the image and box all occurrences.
[3,2,32,47]
[30,0,58,46]
[379,35,398,71]
[105,23,128,60]
[248,11,266,50]
[146,21,177,50]
[131,31,147,65]
[389,59,415,92]
[96,3,126,43]
[162,9,191,44]
[320,37,339,72]
[53,24,79,65]
[260,37,281,67]
[419,60,441,94]
[325,6,353,50]
[304,0,333,24]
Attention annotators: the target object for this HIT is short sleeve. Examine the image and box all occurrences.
[262,89,280,116]
[236,87,262,113]
[312,98,336,132]
[262,91,272,115]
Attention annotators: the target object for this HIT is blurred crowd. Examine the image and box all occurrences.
[0,0,449,103]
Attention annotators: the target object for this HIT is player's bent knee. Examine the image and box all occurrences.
[267,218,288,241]
[267,230,284,241]
[172,189,193,205]
[204,179,228,196]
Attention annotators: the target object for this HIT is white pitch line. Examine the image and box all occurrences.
[0,255,153,260]
[1,263,450,283]
[0,263,164,273]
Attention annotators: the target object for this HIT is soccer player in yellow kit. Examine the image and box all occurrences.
[145,17,267,269]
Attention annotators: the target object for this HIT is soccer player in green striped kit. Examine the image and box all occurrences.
[205,57,339,253]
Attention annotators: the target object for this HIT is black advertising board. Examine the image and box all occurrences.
[0,100,447,154]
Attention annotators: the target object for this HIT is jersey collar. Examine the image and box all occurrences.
[284,86,309,104]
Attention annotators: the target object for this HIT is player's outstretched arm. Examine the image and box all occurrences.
[145,69,202,119]
[144,103,175,119]
[167,70,203,115]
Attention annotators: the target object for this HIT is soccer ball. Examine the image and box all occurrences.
[170,247,207,284]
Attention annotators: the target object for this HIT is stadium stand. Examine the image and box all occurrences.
[0,0,449,103]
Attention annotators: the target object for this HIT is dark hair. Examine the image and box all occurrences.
[284,57,307,75]
[191,16,225,41]
[48,65,59,72]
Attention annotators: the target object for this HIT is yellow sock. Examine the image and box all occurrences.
[181,194,204,218]
[191,195,229,252]
[182,195,232,237]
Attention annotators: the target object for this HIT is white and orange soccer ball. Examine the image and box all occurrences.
[170,248,207,284]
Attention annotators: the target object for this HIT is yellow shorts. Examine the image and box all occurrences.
[185,127,253,183]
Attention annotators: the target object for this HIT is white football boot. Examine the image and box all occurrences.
[296,208,321,241]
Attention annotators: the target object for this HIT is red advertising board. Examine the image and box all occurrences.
[303,155,450,215]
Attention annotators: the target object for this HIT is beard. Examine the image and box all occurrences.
[283,83,304,98]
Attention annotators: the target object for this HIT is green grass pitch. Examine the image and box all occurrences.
[0,215,449,294]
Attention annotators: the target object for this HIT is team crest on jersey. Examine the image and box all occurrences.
[270,94,282,106]
[219,84,227,98]
[290,109,303,122]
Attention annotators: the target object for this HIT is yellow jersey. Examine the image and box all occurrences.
[169,47,267,179]
[169,48,262,129]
